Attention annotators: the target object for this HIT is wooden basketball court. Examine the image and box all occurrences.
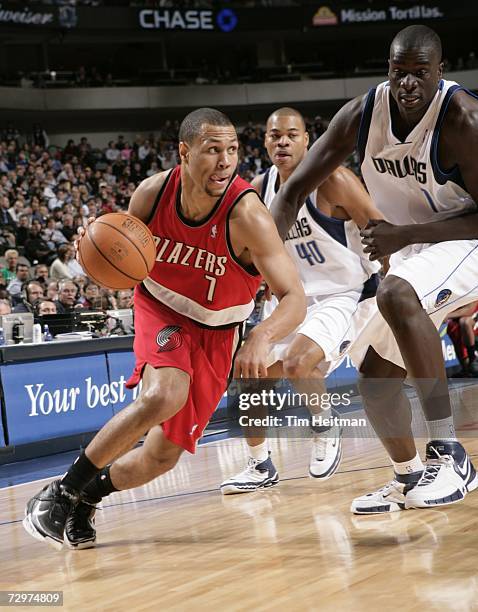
[2,425,478,611]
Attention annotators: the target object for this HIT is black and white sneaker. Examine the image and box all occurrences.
[406,440,478,509]
[351,479,411,514]
[65,496,98,550]
[220,453,279,495]
[23,480,79,550]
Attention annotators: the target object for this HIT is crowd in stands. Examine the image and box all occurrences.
[14,49,478,91]
[0,121,176,318]
[0,116,331,320]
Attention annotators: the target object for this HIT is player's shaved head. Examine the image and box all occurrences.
[390,25,442,61]
[266,107,306,131]
[179,108,234,144]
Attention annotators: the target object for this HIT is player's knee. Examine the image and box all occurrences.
[138,383,189,425]
[376,275,418,320]
[142,445,182,478]
[357,373,403,406]
[283,353,315,379]
[357,374,376,402]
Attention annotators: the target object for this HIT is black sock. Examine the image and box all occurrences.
[82,465,119,503]
[395,470,422,486]
[61,451,100,494]
[466,345,476,362]
[311,409,336,434]
[311,423,331,434]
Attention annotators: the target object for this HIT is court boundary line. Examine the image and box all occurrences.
[0,435,228,492]
[0,463,392,527]
[2,453,478,528]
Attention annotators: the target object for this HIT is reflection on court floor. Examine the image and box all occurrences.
[2,424,478,610]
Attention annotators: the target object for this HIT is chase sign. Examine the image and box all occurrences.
[139,8,238,32]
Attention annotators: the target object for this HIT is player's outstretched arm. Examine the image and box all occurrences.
[322,166,385,228]
[270,95,364,240]
[230,194,306,379]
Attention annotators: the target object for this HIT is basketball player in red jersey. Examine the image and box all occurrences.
[23,108,306,550]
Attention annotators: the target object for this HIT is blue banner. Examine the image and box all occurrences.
[1,354,113,445]
[106,351,142,414]
[440,328,459,368]
[0,385,5,446]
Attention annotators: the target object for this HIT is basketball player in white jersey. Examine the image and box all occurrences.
[221,108,381,494]
[271,25,478,513]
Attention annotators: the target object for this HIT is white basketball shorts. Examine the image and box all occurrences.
[346,239,478,369]
[263,287,364,375]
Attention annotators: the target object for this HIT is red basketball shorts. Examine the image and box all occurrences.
[126,287,240,453]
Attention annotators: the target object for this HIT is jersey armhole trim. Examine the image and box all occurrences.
[225,189,262,277]
[260,168,271,200]
[305,198,347,246]
[430,85,474,191]
[146,168,174,226]
[357,88,376,165]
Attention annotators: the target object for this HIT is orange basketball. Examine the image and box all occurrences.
[78,213,156,290]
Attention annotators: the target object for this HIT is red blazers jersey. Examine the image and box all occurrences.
[143,166,262,327]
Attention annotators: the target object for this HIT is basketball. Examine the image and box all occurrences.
[78,213,156,290]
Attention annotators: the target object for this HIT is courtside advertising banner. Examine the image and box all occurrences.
[1,354,112,445]
[106,350,142,415]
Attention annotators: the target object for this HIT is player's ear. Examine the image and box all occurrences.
[179,141,189,164]
[438,61,444,79]
[304,131,310,148]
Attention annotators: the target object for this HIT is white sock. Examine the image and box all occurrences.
[249,441,269,463]
[425,416,457,441]
[311,409,339,437]
[392,452,424,476]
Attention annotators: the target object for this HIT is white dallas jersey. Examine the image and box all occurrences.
[359,79,477,225]
[262,165,378,296]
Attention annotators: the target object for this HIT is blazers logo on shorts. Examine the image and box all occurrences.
[435,289,452,308]
[156,326,182,352]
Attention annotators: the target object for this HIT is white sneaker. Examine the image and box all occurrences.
[351,479,409,514]
[405,440,478,509]
[309,429,343,479]
[220,453,279,495]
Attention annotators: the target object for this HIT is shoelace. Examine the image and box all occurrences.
[312,436,329,461]
[51,494,76,525]
[418,446,453,486]
[245,457,266,474]
[76,500,97,515]
[376,480,400,495]
[69,502,96,532]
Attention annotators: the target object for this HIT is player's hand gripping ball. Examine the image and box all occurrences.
[78,213,156,290]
